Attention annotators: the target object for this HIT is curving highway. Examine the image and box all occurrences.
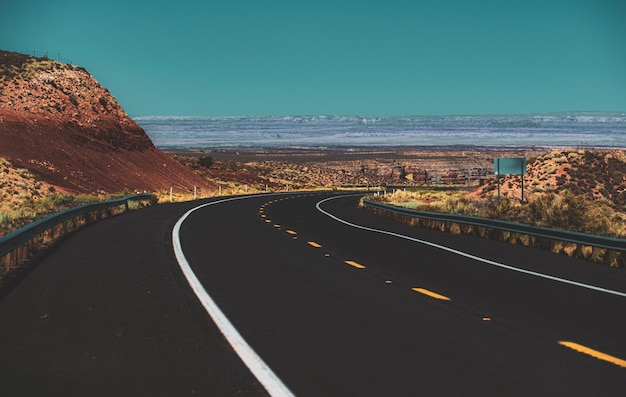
[1,192,626,396]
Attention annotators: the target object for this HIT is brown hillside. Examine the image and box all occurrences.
[0,50,213,194]
[474,149,626,208]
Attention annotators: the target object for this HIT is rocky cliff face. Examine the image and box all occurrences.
[0,50,212,194]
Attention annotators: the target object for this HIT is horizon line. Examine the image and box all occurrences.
[131,111,626,119]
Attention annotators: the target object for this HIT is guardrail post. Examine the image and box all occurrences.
[17,245,25,265]
[2,252,10,274]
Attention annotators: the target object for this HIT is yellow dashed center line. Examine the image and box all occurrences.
[286,230,297,235]
[344,260,365,269]
[559,341,626,368]
[412,288,451,301]
[273,224,281,228]
[265,219,272,223]
[307,241,322,248]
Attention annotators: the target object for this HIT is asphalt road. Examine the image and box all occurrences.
[1,192,626,396]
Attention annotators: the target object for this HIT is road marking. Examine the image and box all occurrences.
[274,224,281,228]
[265,219,272,223]
[308,241,322,248]
[286,230,297,235]
[345,260,365,269]
[559,341,626,368]
[316,195,626,299]
[412,287,451,301]
[173,194,295,397]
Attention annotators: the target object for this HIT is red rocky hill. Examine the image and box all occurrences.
[0,50,213,195]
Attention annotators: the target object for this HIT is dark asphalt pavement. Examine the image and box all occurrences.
[0,200,267,396]
[2,192,626,396]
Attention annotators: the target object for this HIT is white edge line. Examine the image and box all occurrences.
[172,194,295,397]
[316,195,626,298]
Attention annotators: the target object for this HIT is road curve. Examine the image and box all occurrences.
[0,199,268,397]
[177,192,626,396]
[1,192,626,396]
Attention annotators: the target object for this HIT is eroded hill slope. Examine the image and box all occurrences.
[0,50,213,194]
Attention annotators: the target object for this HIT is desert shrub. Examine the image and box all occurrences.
[609,169,623,180]
[567,153,579,163]
[442,197,478,215]
[525,193,571,229]
[485,197,522,221]
[555,155,568,164]
[40,193,76,209]
[521,192,612,235]
[481,191,615,236]
[543,164,558,174]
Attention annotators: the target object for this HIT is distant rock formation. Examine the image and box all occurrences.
[0,50,213,194]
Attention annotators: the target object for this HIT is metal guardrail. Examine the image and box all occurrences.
[362,199,626,252]
[0,194,154,277]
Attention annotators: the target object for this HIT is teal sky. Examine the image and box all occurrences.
[1,0,625,116]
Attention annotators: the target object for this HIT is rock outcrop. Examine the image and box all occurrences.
[0,50,212,194]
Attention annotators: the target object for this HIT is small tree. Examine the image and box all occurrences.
[198,155,213,168]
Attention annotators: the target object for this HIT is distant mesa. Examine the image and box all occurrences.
[0,50,211,194]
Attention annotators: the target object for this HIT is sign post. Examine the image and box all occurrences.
[494,158,527,204]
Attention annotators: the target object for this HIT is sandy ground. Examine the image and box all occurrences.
[167,146,558,186]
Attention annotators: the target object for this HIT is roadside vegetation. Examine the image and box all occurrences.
[9,148,623,237]
[371,149,626,238]
[0,157,142,237]
[372,187,626,239]
[5,148,626,263]
[367,149,626,267]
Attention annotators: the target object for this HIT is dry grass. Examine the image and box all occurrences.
[0,157,145,236]
[1,157,52,224]
[370,187,479,215]
[376,149,626,239]
[366,149,626,267]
